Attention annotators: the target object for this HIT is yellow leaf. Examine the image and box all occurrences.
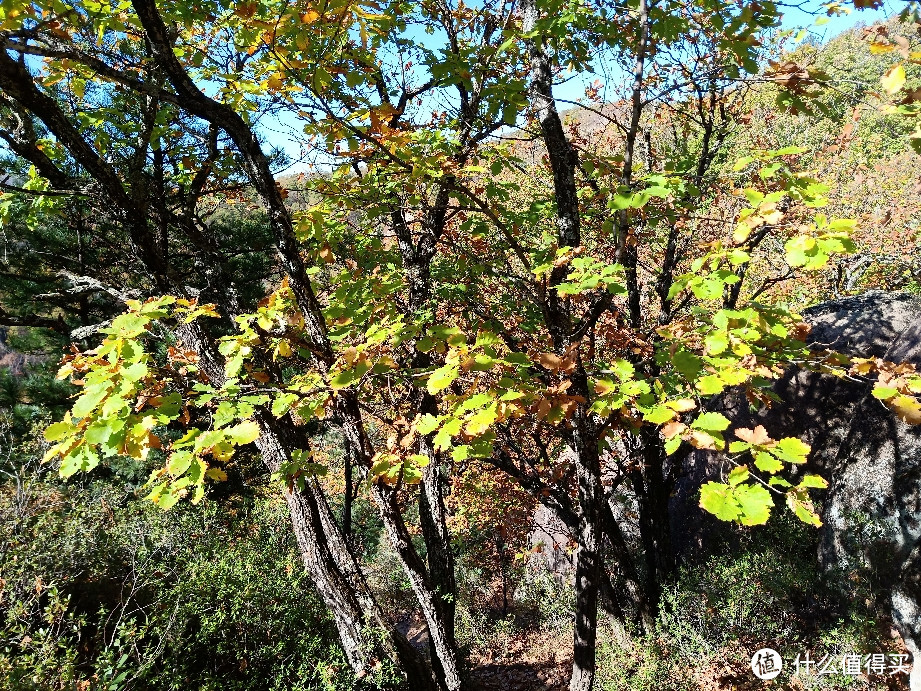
[205,467,228,481]
[733,227,749,245]
[881,64,906,95]
[301,9,319,23]
[868,41,895,54]
[594,379,616,395]
[889,394,921,425]
[666,398,697,412]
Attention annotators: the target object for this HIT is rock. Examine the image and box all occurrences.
[673,290,921,691]
[527,504,574,581]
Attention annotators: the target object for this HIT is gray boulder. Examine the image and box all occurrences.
[673,291,921,690]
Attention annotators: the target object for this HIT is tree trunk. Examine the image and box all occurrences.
[568,384,605,691]
[178,322,437,689]
[343,435,355,544]
[338,394,465,691]
[521,0,605,686]
[390,199,462,688]
[629,427,675,618]
[418,434,459,687]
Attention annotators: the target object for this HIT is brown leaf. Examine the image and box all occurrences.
[661,421,686,439]
[538,352,563,371]
[688,430,720,451]
[319,244,335,264]
[735,425,770,445]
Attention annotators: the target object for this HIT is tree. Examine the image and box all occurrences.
[2,1,920,689]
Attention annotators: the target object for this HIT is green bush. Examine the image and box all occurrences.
[0,455,352,691]
[595,515,891,691]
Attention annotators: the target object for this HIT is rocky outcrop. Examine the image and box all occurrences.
[673,291,921,690]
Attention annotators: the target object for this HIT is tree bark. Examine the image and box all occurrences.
[629,427,675,619]
[175,320,438,688]
[390,201,463,688]
[521,2,605,687]
[337,393,464,691]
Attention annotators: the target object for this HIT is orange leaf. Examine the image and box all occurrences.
[735,425,770,445]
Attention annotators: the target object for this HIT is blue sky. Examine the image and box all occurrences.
[263,0,898,174]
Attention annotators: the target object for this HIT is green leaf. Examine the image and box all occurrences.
[44,421,75,442]
[772,437,810,464]
[59,445,100,478]
[85,418,121,445]
[735,484,773,525]
[271,392,299,417]
[122,362,149,382]
[416,413,440,435]
[108,312,149,337]
[228,420,261,446]
[330,365,367,389]
[696,375,725,396]
[695,373,731,398]
[872,386,900,400]
[732,156,754,171]
[409,453,431,468]
[692,412,731,433]
[504,352,531,366]
[753,451,784,473]
[72,385,109,419]
[671,350,702,379]
[643,405,676,425]
[728,465,749,486]
[699,482,739,521]
[427,365,459,394]
[743,189,764,206]
[787,488,822,526]
[167,451,193,477]
[798,474,828,489]
[704,332,729,355]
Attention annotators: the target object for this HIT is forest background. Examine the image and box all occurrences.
[1,0,921,690]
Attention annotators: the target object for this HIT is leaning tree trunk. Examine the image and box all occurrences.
[338,394,465,691]
[133,3,466,684]
[180,322,438,688]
